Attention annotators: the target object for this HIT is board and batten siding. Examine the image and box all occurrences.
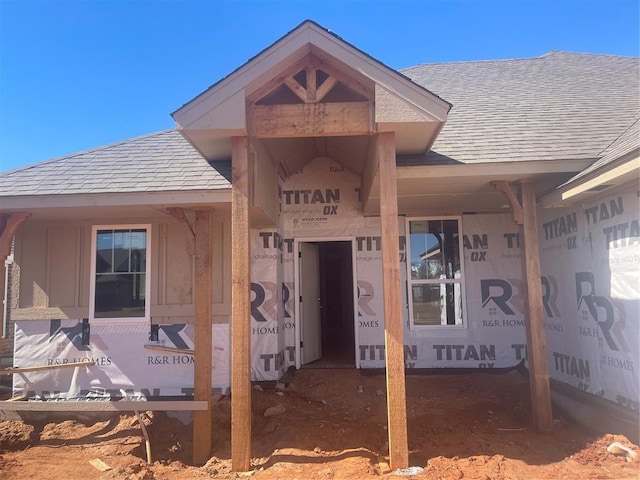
[9,214,231,325]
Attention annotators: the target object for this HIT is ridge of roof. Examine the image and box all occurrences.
[1,129,177,176]
[402,50,638,72]
[597,117,640,157]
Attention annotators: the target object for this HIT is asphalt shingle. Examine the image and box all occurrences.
[403,51,639,164]
[0,130,231,197]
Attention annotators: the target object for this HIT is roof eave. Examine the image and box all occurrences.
[0,189,232,213]
[540,152,640,207]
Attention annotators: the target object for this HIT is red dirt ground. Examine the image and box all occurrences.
[1,369,639,479]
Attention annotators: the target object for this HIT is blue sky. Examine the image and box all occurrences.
[1,0,638,172]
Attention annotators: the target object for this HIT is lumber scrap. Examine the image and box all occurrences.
[121,389,152,464]
[0,400,209,412]
[144,344,194,355]
[89,459,112,472]
[0,360,95,376]
[5,395,26,402]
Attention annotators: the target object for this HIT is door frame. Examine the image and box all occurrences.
[293,236,360,369]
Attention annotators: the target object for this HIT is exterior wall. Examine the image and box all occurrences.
[10,213,231,325]
[12,165,637,404]
[9,211,232,398]
[539,182,639,414]
[248,156,529,381]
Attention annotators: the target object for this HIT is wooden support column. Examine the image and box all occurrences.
[519,181,553,433]
[193,209,212,464]
[231,136,252,472]
[0,212,30,363]
[378,132,409,469]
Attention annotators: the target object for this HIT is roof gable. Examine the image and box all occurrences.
[172,20,451,156]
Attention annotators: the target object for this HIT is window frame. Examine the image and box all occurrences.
[89,224,151,323]
[405,216,466,329]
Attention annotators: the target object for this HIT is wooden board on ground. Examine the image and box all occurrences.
[0,400,208,412]
[0,361,95,375]
[89,459,112,472]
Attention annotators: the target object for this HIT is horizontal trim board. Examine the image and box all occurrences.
[0,190,232,210]
[0,400,209,411]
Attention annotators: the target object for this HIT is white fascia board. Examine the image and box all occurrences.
[540,156,640,207]
[395,159,593,179]
[0,189,232,210]
[305,27,450,121]
[173,31,313,129]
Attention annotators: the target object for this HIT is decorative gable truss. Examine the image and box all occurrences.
[246,54,374,138]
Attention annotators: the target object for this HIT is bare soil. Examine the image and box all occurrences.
[1,369,639,479]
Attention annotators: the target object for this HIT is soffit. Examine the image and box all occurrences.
[364,160,591,216]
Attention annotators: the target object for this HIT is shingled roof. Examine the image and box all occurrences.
[1,52,637,199]
[403,51,639,164]
[0,129,231,197]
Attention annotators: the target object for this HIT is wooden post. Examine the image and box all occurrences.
[193,209,213,464]
[231,136,252,472]
[378,132,409,469]
[0,212,30,364]
[520,181,553,433]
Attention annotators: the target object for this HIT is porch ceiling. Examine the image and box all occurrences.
[260,135,371,177]
[364,159,593,216]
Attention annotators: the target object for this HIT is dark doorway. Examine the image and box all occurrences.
[304,241,355,368]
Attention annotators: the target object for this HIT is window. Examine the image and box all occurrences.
[407,218,464,327]
[90,226,150,321]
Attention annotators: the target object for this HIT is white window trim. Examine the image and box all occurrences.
[89,224,151,323]
[406,216,467,329]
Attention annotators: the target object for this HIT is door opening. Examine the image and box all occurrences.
[298,240,355,368]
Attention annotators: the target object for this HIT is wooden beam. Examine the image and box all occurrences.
[0,360,95,376]
[283,77,310,103]
[143,344,194,356]
[378,132,409,470]
[246,55,312,104]
[193,209,212,465]
[0,212,30,369]
[519,181,553,433]
[305,67,317,102]
[313,57,375,100]
[0,400,209,412]
[315,76,338,102]
[231,136,252,472]
[253,102,370,138]
[166,207,195,257]
[492,181,523,225]
[0,212,30,261]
